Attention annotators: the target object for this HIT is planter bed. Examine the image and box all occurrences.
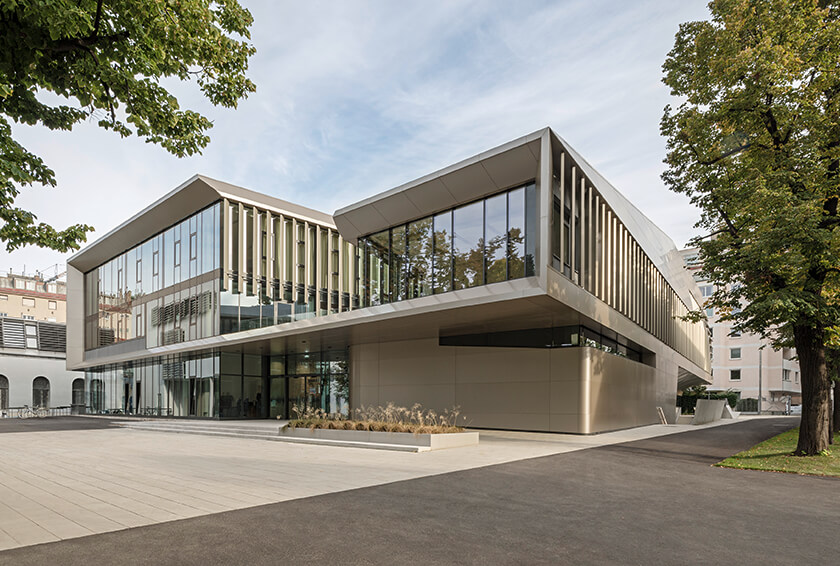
[279,426,479,451]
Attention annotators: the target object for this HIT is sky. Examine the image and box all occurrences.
[2,0,712,279]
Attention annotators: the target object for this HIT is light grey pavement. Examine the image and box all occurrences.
[0,415,764,551]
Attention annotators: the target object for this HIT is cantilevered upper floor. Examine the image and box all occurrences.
[66,127,710,385]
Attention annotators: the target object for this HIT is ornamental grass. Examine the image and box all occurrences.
[285,402,466,434]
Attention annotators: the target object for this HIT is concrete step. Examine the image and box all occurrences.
[119,422,281,437]
[118,422,424,452]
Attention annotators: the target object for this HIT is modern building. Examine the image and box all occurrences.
[0,315,82,415]
[66,128,711,432]
[680,248,800,412]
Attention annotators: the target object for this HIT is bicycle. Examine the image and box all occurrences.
[35,406,48,418]
[17,406,35,419]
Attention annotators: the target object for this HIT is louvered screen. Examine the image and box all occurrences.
[37,322,66,352]
[1,319,26,348]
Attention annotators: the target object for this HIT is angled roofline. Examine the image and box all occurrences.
[67,175,333,274]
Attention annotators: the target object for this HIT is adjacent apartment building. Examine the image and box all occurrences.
[680,248,801,412]
[66,128,711,432]
[0,273,82,414]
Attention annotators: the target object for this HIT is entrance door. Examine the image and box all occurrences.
[242,375,267,418]
[288,377,306,418]
[269,377,287,419]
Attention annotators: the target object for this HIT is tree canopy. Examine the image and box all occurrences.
[661,0,840,454]
[0,0,256,252]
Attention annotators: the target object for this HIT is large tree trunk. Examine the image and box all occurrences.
[793,325,832,455]
[833,379,840,436]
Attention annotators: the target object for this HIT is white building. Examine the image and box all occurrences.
[680,248,800,413]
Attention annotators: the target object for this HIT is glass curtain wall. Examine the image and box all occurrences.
[84,352,219,417]
[268,350,350,419]
[357,183,536,307]
[84,203,221,351]
[219,202,358,334]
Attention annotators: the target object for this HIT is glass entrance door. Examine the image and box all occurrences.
[269,377,287,419]
[288,376,306,418]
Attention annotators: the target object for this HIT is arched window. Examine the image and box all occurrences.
[33,376,50,408]
[0,375,8,410]
[72,378,85,413]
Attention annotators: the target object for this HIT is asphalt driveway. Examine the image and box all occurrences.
[1,417,833,565]
[0,416,121,434]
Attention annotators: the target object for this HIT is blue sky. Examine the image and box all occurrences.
[2,0,711,278]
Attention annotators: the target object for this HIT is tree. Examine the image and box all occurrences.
[661,0,840,455]
[0,0,256,252]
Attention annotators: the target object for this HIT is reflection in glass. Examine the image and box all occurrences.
[508,187,526,279]
[407,217,433,298]
[390,225,407,302]
[484,193,507,283]
[453,201,484,289]
[433,211,452,294]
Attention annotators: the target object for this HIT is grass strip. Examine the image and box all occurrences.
[716,427,840,477]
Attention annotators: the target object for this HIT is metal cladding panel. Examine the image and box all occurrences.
[67,174,334,274]
[479,141,540,191]
[549,131,702,309]
[333,129,546,242]
[402,179,458,217]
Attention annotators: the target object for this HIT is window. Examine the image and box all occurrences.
[795,371,799,383]
[71,378,85,409]
[48,300,57,310]
[729,328,741,337]
[190,232,198,260]
[136,258,142,282]
[32,376,50,408]
[730,369,741,381]
[174,240,182,267]
[700,285,713,297]
[730,348,741,360]
[783,369,790,382]
[705,307,714,318]
[0,312,7,317]
[152,250,160,276]
[22,297,35,307]
[0,375,7,410]
[22,314,34,320]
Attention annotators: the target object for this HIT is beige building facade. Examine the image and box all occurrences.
[680,248,801,412]
[0,272,66,323]
[66,128,711,432]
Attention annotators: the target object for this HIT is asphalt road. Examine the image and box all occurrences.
[2,417,835,565]
[0,416,121,434]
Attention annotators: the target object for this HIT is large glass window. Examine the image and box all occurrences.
[357,183,536,307]
[84,203,222,351]
[407,217,433,298]
[433,211,453,294]
[453,201,484,289]
[507,187,526,279]
[484,193,507,284]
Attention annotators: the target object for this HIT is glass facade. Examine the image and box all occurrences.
[84,349,349,419]
[219,201,358,334]
[84,203,221,350]
[357,183,537,307]
[85,352,219,417]
[440,324,647,363]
